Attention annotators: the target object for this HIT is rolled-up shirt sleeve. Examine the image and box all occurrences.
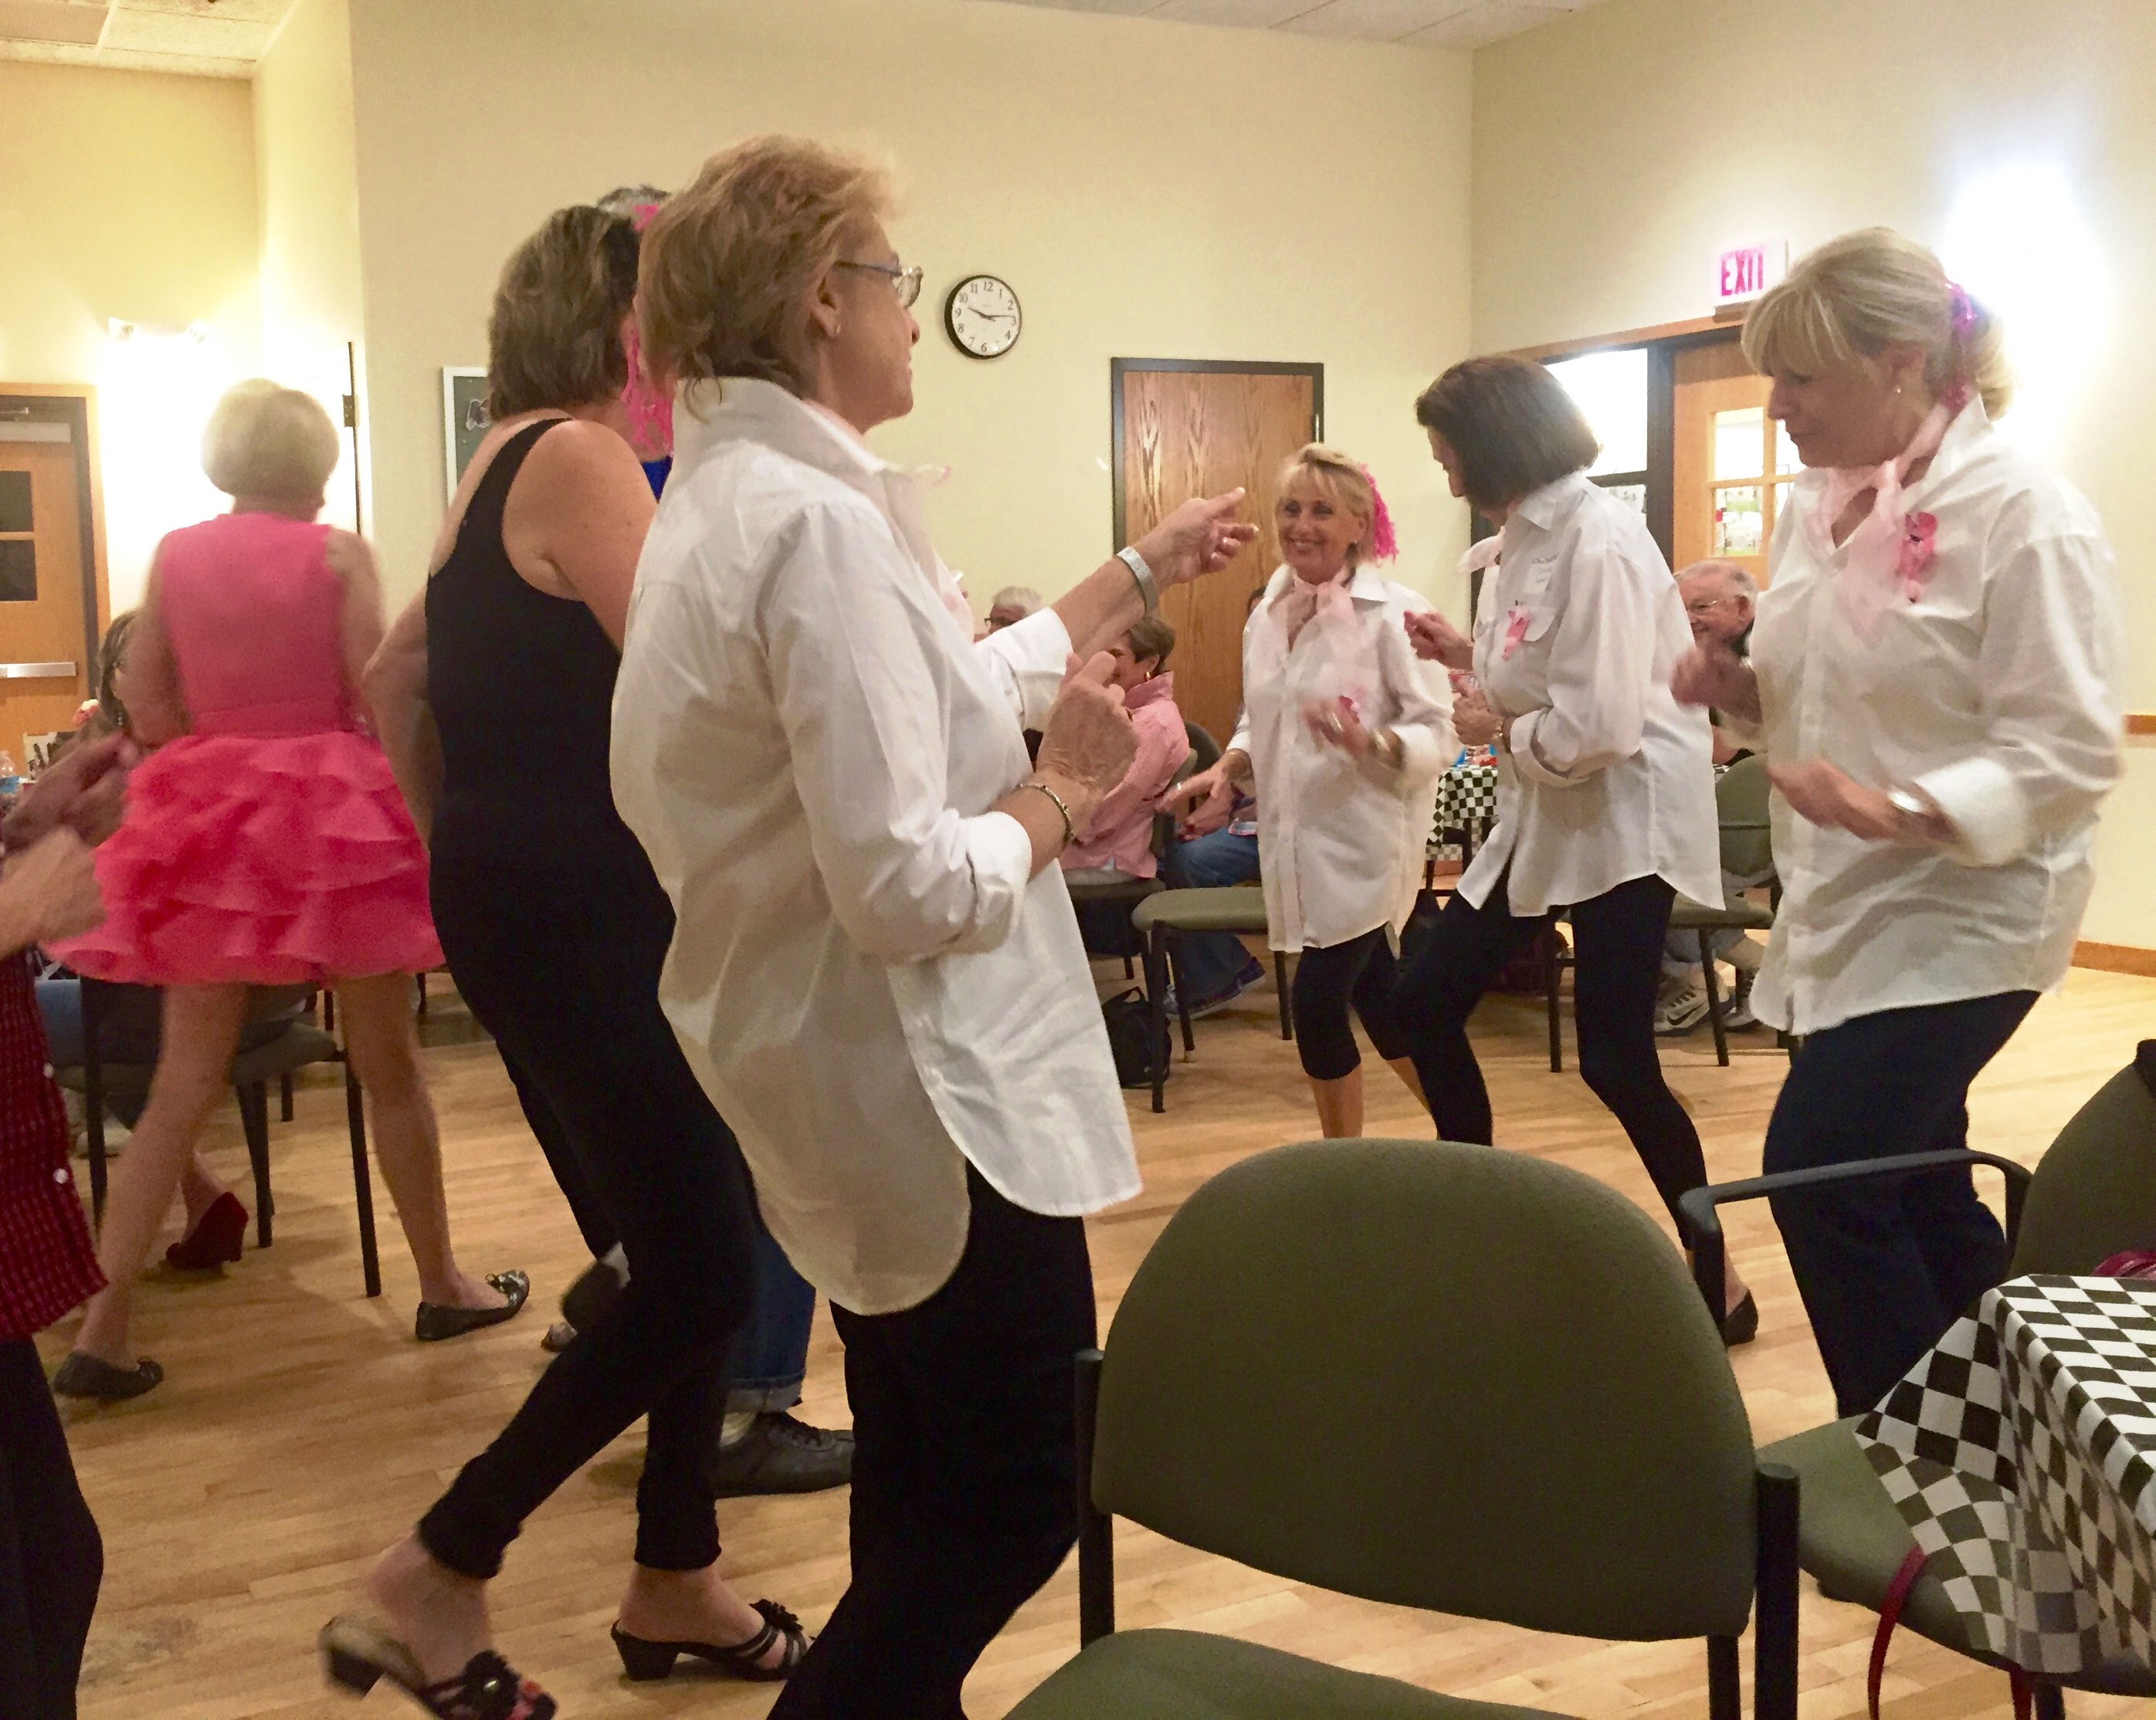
[973,604,1073,730]
[1915,528,2122,868]
[765,503,1035,963]
[1510,533,1659,790]
[1358,606,1455,791]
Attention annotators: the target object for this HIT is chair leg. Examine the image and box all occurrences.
[237,1083,273,1247]
[1706,1636,1740,1720]
[415,971,427,1018]
[82,1060,108,1235]
[1699,929,1729,1067]
[321,987,335,1034]
[1121,955,1134,980]
[2030,1683,2066,1720]
[279,1071,295,1123]
[1273,952,1293,1041]
[1545,933,1564,1073]
[1753,1463,1801,1720]
[346,1064,381,1298]
[1167,934,1195,1055]
[1075,1350,1115,1644]
[1144,925,1170,1116]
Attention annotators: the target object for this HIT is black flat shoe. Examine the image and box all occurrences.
[611,1600,808,1683]
[415,1271,530,1343]
[320,1615,556,1718]
[51,1352,164,1400]
[1721,1290,1759,1348]
[707,1412,855,1498]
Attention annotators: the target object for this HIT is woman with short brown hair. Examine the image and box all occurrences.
[1398,355,1752,1336]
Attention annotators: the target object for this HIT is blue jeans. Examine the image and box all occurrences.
[1159,830,1262,1004]
[731,1225,819,1413]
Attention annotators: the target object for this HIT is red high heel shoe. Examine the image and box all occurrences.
[164,1191,248,1270]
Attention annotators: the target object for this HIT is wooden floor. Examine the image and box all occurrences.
[43,963,2156,1720]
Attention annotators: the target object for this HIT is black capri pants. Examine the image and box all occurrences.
[1290,927,1410,1082]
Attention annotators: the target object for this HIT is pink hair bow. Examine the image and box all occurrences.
[619,200,673,459]
[1362,465,1398,562]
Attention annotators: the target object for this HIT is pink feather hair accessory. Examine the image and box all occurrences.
[1362,465,1398,562]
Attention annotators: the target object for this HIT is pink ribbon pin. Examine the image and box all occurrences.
[1501,607,1532,659]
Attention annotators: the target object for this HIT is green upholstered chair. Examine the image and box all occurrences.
[1009,1138,1801,1720]
[1681,1061,2156,1718]
[1129,886,1289,1115]
[1664,754,1776,1068]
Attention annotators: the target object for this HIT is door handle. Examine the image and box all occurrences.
[0,662,75,679]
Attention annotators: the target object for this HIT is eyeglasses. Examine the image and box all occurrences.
[837,260,924,309]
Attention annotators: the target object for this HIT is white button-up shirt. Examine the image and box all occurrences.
[1463,473,1721,916]
[1229,564,1452,951]
[1744,402,2122,1038]
[611,378,1139,1315]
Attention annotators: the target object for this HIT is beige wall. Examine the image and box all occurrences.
[254,0,365,533]
[1473,0,2156,946]
[0,59,259,607]
[343,0,1475,608]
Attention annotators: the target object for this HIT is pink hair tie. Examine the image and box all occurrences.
[1362,465,1398,562]
[1947,281,1978,340]
[619,199,673,457]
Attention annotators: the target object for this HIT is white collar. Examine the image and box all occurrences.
[672,376,898,496]
[1509,469,1595,533]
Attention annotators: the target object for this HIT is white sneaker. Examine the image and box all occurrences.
[1655,976,1710,1035]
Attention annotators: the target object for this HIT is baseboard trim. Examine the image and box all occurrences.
[2074,940,2156,976]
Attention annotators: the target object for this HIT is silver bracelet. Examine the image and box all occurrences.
[1019,777,1076,849]
[1116,545,1158,614]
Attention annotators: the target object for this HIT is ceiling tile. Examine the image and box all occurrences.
[0,33,99,63]
[979,0,1167,12]
[100,2,266,54]
[95,39,248,73]
[1147,0,1317,25]
[1402,0,1577,46]
[123,0,293,22]
[0,0,107,47]
[1275,0,1472,39]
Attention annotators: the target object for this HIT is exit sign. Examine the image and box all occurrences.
[1715,240,1788,306]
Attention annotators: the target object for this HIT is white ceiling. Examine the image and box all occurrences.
[0,0,294,79]
[963,0,1615,49]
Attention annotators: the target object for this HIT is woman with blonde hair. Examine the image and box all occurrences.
[1673,227,2120,1413]
[1398,357,1753,1339]
[608,134,1251,1719]
[1171,444,1451,1137]
[46,381,520,1403]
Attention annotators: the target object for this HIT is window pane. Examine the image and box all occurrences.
[0,472,28,534]
[1714,408,1764,481]
[1544,347,1647,478]
[1712,486,1763,557]
[0,540,35,601]
[1599,481,1646,514]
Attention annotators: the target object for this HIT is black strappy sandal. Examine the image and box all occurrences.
[610,1599,809,1682]
[319,1616,557,1719]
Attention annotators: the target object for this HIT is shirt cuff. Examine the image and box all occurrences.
[1505,710,1571,789]
[951,808,1037,954]
[976,607,1074,733]
[1358,723,1446,791]
[1914,756,2029,868]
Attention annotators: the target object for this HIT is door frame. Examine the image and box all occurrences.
[0,385,108,684]
[1108,359,1324,552]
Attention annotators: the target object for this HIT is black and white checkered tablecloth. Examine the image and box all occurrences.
[1430,761,1498,853]
[1854,1275,2156,1677]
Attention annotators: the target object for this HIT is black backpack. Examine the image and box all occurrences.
[1100,989,1169,1090]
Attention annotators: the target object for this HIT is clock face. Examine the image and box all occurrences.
[945,275,1022,359]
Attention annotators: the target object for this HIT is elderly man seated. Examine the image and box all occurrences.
[1656,558,1768,1035]
[985,584,1045,631]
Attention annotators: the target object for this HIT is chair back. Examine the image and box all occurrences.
[2011,1059,2156,1275]
[1091,1138,1758,1642]
[1184,720,1221,775]
[1715,753,1773,882]
[1151,748,1204,862]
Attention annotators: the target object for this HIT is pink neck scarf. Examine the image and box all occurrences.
[1271,567,1354,649]
[1805,401,1955,636]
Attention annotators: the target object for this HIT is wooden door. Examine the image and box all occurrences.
[1670,338,1798,586]
[0,412,97,766]
[1114,362,1320,749]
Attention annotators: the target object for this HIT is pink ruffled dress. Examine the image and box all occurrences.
[54,511,442,986]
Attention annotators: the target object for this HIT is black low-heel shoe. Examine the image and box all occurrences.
[415,1271,530,1343]
[610,1600,809,1684]
[51,1352,164,1401]
[1722,1290,1760,1348]
[319,1615,557,1718]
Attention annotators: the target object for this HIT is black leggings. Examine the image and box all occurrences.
[418,851,758,1576]
[0,1338,100,1719]
[1290,928,1409,1082]
[1392,868,1710,1241]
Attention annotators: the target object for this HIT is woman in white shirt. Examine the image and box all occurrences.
[612,136,1253,1720]
[1169,445,1450,1139]
[1401,357,1751,1337]
[1673,229,2121,1415]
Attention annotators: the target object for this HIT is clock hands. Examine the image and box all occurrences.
[961,308,1015,323]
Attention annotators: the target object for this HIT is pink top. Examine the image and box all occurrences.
[158,511,351,736]
[1062,672,1190,879]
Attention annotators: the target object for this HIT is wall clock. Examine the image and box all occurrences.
[944,275,1022,359]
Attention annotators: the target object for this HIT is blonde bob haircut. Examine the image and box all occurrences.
[1743,227,2013,422]
[1276,444,1376,566]
[201,379,340,500]
[639,135,896,399]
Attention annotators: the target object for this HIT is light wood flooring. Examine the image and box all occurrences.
[42,963,2156,1720]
